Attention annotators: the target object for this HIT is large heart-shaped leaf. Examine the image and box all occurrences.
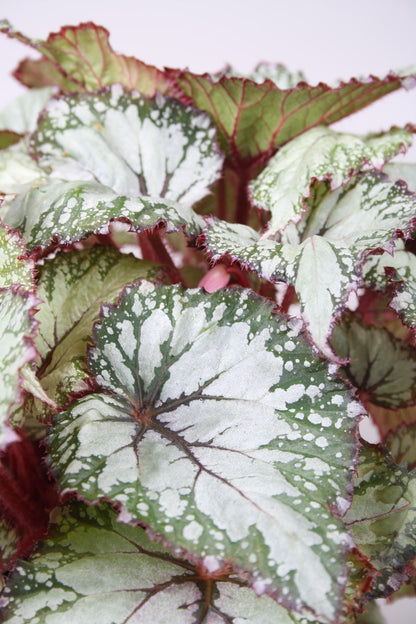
[172,68,416,162]
[34,246,160,413]
[0,21,171,96]
[344,443,416,597]
[49,282,361,620]
[205,173,416,355]
[0,86,223,253]
[249,126,412,236]
[1,502,320,624]
[31,85,223,205]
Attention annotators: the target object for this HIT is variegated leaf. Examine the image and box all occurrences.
[0,140,46,196]
[249,126,412,236]
[31,85,223,206]
[49,282,361,620]
[385,423,416,470]
[330,318,416,408]
[344,443,416,597]
[362,243,416,328]
[1,502,320,624]
[205,173,416,354]
[0,224,33,290]
[0,289,37,448]
[0,88,54,134]
[0,519,17,573]
[34,246,160,412]
[172,69,416,161]
[384,162,416,192]
[1,180,205,253]
[217,62,307,88]
[0,21,171,96]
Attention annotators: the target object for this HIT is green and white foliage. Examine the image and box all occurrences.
[0,139,46,196]
[49,282,360,620]
[384,162,416,192]
[2,180,206,253]
[362,241,416,328]
[205,173,416,354]
[34,246,160,412]
[0,224,33,290]
[344,443,416,597]
[1,502,320,624]
[218,62,307,88]
[31,85,223,205]
[385,423,416,470]
[0,288,37,448]
[249,126,412,236]
[330,318,416,408]
[1,86,223,252]
[0,88,54,134]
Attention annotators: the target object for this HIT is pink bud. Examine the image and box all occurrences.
[198,265,230,293]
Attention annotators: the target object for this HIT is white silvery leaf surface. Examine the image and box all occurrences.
[49,283,361,620]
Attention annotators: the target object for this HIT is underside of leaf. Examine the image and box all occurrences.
[171,69,416,162]
[0,20,171,96]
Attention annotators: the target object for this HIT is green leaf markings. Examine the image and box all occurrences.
[2,180,206,253]
[49,282,361,620]
[0,21,171,96]
[330,318,416,409]
[204,173,416,354]
[345,443,416,597]
[1,502,321,624]
[0,223,33,290]
[249,126,413,236]
[0,86,223,252]
[0,289,37,448]
[34,246,160,413]
[173,68,416,162]
[363,242,416,329]
[31,85,223,206]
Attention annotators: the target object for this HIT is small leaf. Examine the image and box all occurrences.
[0,88,55,134]
[205,173,416,354]
[172,69,416,162]
[363,244,416,328]
[385,423,416,470]
[0,289,38,448]
[34,246,160,412]
[344,443,416,597]
[0,21,171,96]
[330,318,416,408]
[249,126,412,236]
[0,519,18,573]
[49,283,360,620]
[1,502,320,624]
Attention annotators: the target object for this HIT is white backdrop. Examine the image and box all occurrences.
[1,1,416,621]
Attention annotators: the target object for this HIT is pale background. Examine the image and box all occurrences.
[1,0,416,621]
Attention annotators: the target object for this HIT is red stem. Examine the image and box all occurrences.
[139,229,184,285]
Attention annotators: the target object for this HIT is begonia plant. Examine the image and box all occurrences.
[0,20,416,624]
